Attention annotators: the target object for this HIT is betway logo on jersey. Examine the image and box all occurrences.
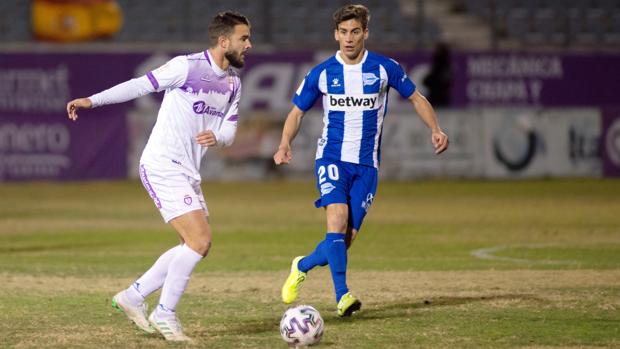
[327,93,379,112]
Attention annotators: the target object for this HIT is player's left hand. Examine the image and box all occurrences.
[273,145,292,165]
[196,130,217,147]
[432,130,449,154]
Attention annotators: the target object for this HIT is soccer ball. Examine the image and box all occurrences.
[279,305,324,347]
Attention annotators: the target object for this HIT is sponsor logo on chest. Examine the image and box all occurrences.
[192,101,225,118]
[328,93,379,111]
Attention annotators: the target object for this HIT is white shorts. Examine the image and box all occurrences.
[139,163,208,223]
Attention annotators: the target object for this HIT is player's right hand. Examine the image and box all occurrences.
[66,98,93,121]
[273,146,293,165]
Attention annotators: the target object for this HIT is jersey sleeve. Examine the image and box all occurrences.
[88,76,155,107]
[292,68,322,111]
[213,80,241,147]
[386,59,416,99]
[146,55,188,91]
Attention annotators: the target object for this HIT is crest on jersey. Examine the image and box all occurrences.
[184,195,193,205]
[362,73,379,86]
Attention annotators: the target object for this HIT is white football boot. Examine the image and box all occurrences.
[111,291,155,334]
[148,309,192,341]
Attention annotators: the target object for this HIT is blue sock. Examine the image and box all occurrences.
[324,232,348,302]
[298,241,329,273]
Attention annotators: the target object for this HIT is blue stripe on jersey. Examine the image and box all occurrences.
[359,61,381,167]
[376,97,389,166]
[294,51,417,168]
[323,63,345,160]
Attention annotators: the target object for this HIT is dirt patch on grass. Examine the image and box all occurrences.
[2,269,618,304]
[6,324,198,349]
[2,270,618,349]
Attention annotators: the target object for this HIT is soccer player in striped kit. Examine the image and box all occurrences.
[274,4,449,317]
[66,11,251,341]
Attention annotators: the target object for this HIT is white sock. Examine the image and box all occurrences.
[125,244,184,305]
[157,244,203,316]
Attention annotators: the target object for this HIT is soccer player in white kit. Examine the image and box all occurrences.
[66,11,251,341]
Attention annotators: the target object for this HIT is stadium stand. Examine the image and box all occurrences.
[458,0,620,47]
[2,0,619,50]
[0,0,30,41]
[0,0,441,49]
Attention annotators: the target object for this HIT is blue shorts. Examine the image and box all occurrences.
[314,158,378,231]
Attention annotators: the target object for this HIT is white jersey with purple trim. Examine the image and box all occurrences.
[140,51,241,180]
[293,50,415,169]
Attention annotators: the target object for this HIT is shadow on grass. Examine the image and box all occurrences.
[194,318,280,338]
[195,293,542,338]
[344,293,544,322]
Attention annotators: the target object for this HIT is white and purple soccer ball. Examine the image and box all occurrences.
[279,305,324,347]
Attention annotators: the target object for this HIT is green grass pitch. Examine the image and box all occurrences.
[1,179,619,348]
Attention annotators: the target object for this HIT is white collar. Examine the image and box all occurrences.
[335,49,368,67]
[207,50,226,76]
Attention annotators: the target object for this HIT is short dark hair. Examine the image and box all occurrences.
[208,11,250,47]
[333,4,370,30]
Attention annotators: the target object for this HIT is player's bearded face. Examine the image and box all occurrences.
[225,49,245,68]
[225,24,251,69]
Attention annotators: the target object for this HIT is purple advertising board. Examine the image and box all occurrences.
[602,108,620,177]
[449,53,620,107]
[0,53,145,181]
[237,51,620,109]
[1,50,619,181]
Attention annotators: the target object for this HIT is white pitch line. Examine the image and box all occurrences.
[471,244,579,265]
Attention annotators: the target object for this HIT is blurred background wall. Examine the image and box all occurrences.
[1,0,619,181]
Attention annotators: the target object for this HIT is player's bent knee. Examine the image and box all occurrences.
[327,220,348,233]
[327,213,348,233]
[326,204,349,233]
[186,236,212,257]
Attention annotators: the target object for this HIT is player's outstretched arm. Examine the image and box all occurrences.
[273,106,305,165]
[67,75,160,122]
[409,90,449,154]
[66,98,93,121]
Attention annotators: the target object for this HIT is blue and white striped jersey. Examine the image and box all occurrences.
[293,50,416,168]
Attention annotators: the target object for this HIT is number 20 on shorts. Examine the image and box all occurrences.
[318,164,339,183]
